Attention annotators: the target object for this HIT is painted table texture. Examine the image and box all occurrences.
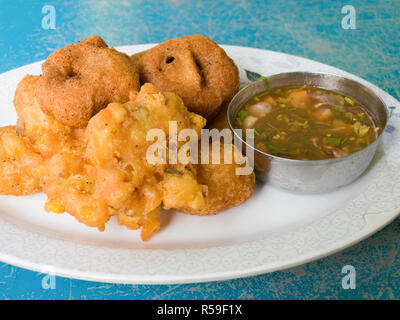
[0,0,399,299]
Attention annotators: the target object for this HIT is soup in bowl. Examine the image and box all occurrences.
[227,72,388,193]
[234,85,381,161]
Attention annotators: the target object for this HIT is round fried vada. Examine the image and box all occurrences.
[132,35,239,120]
[35,35,140,128]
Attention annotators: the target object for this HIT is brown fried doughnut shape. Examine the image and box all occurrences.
[132,35,240,120]
[35,35,140,127]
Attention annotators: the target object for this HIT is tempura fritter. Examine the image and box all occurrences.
[13,82,208,239]
[0,34,256,241]
[177,141,255,216]
[13,74,39,117]
[132,35,240,120]
[0,126,43,195]
[14,75,85,159]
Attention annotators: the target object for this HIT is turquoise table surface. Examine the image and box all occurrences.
[0,0,399,299]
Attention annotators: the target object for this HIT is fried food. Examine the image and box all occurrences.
[14,75,85,159]
[35,35,140,128]
[206,103,231,131]
[0,126,43,195]
[0,34,256,241]
[40,83,207,240]
[177,141,255,216]
[132,34,239,120]
[13,74,39,117]
[12,74,209,239]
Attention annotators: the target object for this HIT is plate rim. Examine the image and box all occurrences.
[0,208,398,284]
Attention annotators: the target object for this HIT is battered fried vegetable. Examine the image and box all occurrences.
[0,126,43,195]
[13,74,39,117]
[1,35,256,241]
[35,35,140,128]
[14,75,85,159]
[177,142,255,216]
[37,84,207,240]
[132,35,240,120]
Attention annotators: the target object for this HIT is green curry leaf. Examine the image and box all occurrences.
[244,70,269,89]
[245,69,262,81]
[322,136,342,147]
[268,144,285,156]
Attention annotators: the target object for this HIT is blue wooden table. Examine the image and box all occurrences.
[0,0,399,299]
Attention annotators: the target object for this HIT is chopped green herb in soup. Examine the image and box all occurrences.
[235,86,380,160]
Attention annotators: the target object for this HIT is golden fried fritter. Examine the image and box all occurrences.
[12,74,209,238]
[42,84,207,240]
[14,75,85,159]
[13,74,39,117]
[1,34,255,241]
[177,141,255,216]
[35,35,140,128]
[206,103,231,131]
[132,35,240,120]
[0,126,43,195]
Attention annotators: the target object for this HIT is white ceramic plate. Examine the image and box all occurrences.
[0,45,399,284]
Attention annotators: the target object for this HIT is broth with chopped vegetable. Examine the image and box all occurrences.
[235,86,380,160]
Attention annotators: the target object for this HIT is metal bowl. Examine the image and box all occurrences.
[227,72,388,193]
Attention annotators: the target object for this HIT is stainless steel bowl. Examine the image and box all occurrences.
[227,72,388,193]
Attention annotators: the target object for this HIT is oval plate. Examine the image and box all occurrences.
[0,45,399,284]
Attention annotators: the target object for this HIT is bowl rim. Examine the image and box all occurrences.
[227,71,389,165]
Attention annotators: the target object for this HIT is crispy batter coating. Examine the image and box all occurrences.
[13,74,39,116]
[11,74,211,239]
[0,126,43,195]
[206,103,231,131]
[40,84,207,240]
[132,35,239,120]
[35,35,140,128]
[177,142,255,216]
[2,34,255,240]
[14,75,85,159]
